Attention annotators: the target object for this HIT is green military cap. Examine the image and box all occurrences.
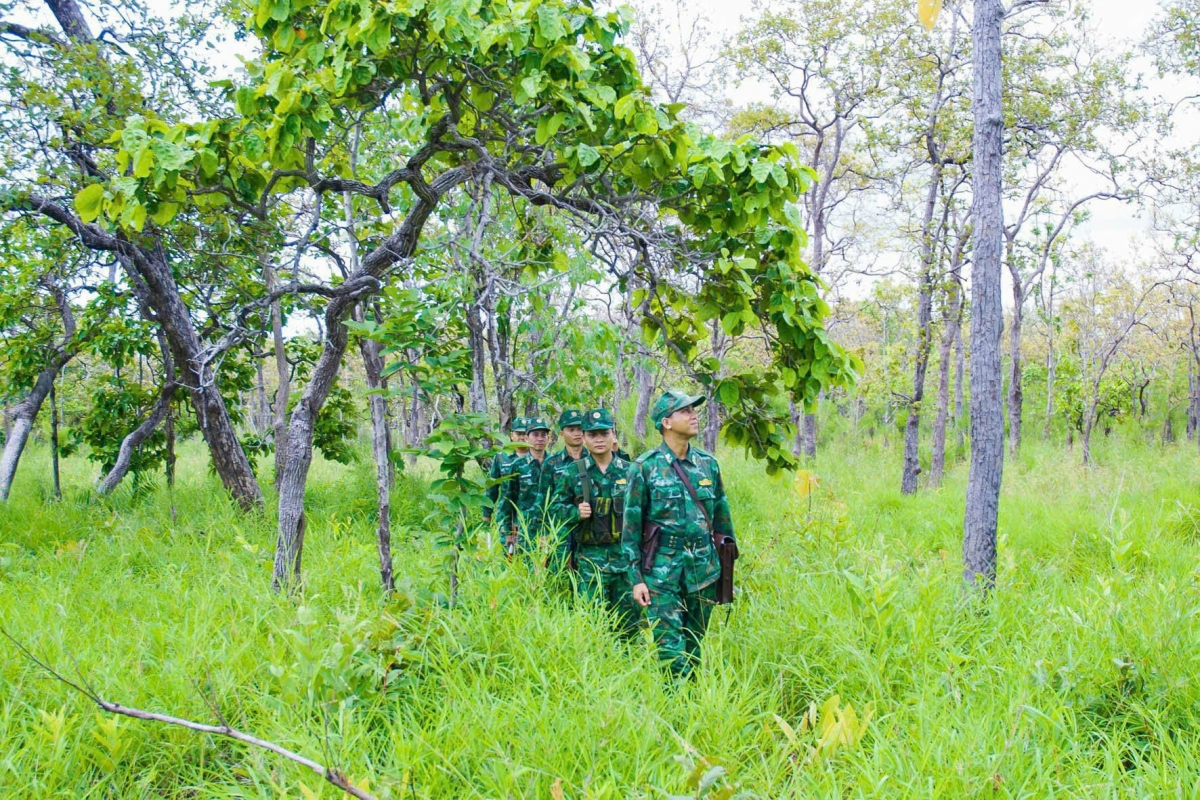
[526,415,551,432]
[582,408,615,432]
[511,416,529,433]
[650,389,705,431]
[558,409,584,428]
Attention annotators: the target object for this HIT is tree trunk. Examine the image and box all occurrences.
[1081,389,1099,466]
[255,357,269,434]
[466,299,489,415]
[49,381,61,502]
[929,277,963,489]
[962,0,1005,590]
[901,167,942,495]
[954,313,966,453]
[44,0,260,510]
[634,362,654,439]
[358,316,395,593]
[801,411,818,459]
[265,259,290,492]
[96,385,177,494]
[1007,278,1024,457]
[0,363,66,501]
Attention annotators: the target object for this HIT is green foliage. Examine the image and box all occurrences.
[63,376,166,488]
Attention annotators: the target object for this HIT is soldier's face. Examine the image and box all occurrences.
[561,425,584,447]
[583,428,615,456]
[663,406,699,437]
[510,431,526,445]
[527,429,549,453]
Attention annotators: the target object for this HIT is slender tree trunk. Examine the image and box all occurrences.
[634,362,653,439]
[97,332,177,495]
[929,277,963,489]
[800,411,818,459]
[466,299,489,415]
[165,407,176,488]
[95,385,177,495]
[902,167,943,494]
[49,381,61,501]
[255,358,269,434]
[0,362,67,501]
[962,0,1005,589]
[265,259,290,492]
[954,314,966,454]
[1081,388,1099,466]
[1007,276,1024,456]
[357,310,395,593]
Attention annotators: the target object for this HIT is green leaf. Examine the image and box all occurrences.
[770,163,788,188]
[537,5,565,40]
[74,184,105,222]
[576,143,600,167]
[718,380,739,406]
[613,93,637,122]
[750,160,773,184]
[535,112,566,145]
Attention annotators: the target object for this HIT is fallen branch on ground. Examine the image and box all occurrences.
[0,626,380,800]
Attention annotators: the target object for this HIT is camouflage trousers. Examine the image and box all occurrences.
[644,573,717,678]
[576,553,637,637]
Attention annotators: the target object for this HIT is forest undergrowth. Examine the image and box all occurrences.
[1,432,1198,798]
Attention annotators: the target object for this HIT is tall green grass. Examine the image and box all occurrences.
[1,429,1198,798]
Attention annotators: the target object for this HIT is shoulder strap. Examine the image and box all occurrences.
[577,458,591,505]
[670,459,712,533]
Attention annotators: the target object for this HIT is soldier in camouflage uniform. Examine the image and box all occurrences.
[538,409,585,555]
[622,390,736,678]
[483,417,528,524]
[548,408,636,634]
[499,416,552,552]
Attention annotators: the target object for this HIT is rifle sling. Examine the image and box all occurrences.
[670,459,715,543]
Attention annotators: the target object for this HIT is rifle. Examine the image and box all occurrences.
[670,460,738,605]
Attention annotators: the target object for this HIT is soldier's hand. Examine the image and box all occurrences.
[632,583,651,607]
[578,502,592,519]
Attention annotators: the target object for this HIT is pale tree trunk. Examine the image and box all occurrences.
[703,322,725,452]
[345,184,395,593]
[97,332,177,495]
[901,165,943,495]
[0,362,69,501]
[800,411,817,459]
[273,173,455,589]
[929,274,963,489]
[255,358,269,434]
[634,362,653,439]
[265,259,290,492]
[1081,385,1100,466]
[963,0,1005,589]
[954,313,966,454]
[1007,271,1025,456]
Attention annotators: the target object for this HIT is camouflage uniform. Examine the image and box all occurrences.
[499,416,553,549]
[483,417,527,523]
[549,408,637,632]
[539,409,586,548]
[622,391,736,677]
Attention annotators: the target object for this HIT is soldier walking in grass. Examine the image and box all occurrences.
[548,408,637,633]
[499,416,552,553]
[483,417,528,525]
[538,409,586,558]
[623,390,737,678]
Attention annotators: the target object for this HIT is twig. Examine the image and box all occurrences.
[0,627,380,800]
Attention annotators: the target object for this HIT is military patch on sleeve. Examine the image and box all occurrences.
[616,479,627,484]
[699,478,713,486]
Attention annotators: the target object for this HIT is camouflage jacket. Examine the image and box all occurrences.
[537,448,584,532]
[620,442,735,592]
[483,450,521,521]
[548,454,632,573]
[499,452,552,534]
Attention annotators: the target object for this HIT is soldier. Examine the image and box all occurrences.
[548,408,636,633]
[622,390,737,678]
[483,417,528,525]
[538,409,586,547]
[499,416,552,553]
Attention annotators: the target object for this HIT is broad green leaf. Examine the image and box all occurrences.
[537,5,565,40]
[74,184,105,222]
[750,160,773,184]
[576,143,600,167]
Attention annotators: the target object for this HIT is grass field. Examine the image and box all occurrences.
[1,430,1198,798]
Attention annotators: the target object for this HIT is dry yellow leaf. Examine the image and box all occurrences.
[918,0,943,30]
[794,470,819,499]
[551,777,565,800]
